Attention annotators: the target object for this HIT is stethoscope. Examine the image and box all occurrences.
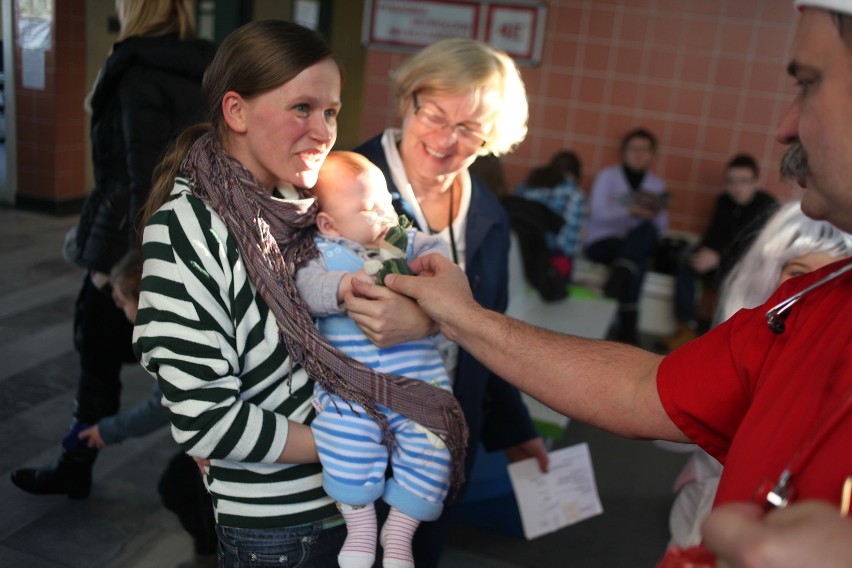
[759,260,852,514]
[765,261,852,333]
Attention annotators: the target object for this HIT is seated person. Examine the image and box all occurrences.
[583,128,669,343]
[514,150,587,285]
[661,153,777,351]
[295,151,455,568]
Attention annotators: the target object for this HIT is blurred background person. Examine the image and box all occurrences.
[583,128,669,344]
[514,150,586,286]
[11,0,214,500]
[78,250,217,568]
[661,153,777,352]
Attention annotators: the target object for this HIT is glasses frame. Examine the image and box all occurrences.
[411,92,488,149]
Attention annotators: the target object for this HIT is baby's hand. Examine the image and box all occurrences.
[339,269,377,303]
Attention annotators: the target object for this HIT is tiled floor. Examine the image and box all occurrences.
[0,207,689,567]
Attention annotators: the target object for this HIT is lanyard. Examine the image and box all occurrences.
[447,182,459,265]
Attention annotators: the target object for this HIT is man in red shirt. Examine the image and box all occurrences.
[369,1,852,565]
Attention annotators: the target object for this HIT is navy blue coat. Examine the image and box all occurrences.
[354,134,538,480]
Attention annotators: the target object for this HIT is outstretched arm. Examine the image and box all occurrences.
[384,253,687,442]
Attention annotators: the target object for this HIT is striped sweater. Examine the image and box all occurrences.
[133,179,337,529]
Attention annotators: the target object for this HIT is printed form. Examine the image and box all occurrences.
[507,442,604,539]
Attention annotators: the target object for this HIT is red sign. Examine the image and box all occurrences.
[363,0,546,65]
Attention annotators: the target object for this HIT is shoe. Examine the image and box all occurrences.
[660,322,698,352]
[11,447,96,499]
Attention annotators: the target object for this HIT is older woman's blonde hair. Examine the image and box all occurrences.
[392,38,528,157]
[116,0,196,42]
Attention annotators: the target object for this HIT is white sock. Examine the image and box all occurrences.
[338,502,377,568]
[380,507,420,568]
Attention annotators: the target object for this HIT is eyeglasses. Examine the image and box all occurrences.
[412,92,488,148]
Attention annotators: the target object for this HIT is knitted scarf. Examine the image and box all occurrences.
[180,133,468,493]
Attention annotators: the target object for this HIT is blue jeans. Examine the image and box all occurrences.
[673,246,718,324]
[216,521,346,567]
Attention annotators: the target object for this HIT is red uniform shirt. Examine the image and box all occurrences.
[658,258,852,508]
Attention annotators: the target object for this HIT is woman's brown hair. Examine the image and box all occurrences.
[139,19,342,235]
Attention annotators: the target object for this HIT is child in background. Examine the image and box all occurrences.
[77,250,217,568]
[295,151,454,568]
[665,200,852,552]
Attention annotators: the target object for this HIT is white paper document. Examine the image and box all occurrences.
[507,442,604,540]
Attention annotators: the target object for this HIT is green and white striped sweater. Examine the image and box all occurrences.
[133,179,337,529]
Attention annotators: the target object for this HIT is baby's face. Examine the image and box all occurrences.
[779,251,845,284]
[329,170,397,248]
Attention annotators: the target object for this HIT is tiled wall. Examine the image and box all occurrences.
[14,0,87,213]
[358,0,802,234]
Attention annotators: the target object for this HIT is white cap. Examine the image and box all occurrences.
[795,0,852,16]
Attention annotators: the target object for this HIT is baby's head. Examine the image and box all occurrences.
[110,249,143,323]
[717,200,852,323]
[312,151,398,248]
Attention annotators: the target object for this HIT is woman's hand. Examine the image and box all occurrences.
[275,422,319,464]
[504,437,549,473]
[689,247,720,274]
[347,278,437,347]
[192,456,210,476]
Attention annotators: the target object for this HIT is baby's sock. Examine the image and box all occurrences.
[338,502,377,568]
[380,507,420,568]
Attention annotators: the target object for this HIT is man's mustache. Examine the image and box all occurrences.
[780,140,809,182]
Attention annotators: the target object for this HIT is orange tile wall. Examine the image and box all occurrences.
[357,0,802,235]
[15,0,87,213]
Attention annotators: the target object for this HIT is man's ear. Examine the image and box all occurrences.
[316,211,340,236]
[222,91,248,133]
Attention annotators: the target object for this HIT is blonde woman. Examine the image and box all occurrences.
[353,38,547,567]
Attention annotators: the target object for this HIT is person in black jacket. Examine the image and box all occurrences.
[11,0,215,500]
[661,153,778,352]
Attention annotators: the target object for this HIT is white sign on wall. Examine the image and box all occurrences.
[363,0,546,65]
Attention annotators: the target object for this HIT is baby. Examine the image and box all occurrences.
[295,151,453,568]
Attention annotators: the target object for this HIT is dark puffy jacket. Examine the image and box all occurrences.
[76,33,215,274]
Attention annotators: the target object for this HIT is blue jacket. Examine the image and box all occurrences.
[355,134,538,479]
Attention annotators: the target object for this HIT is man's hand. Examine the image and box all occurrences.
[628,202,658,220]
[689,247,720,274]
[383,253,478,343]
[504,437,549,473]
[78,424,106,449]
[702,500,852,568]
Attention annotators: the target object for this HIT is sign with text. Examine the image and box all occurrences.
[363,0,546,65]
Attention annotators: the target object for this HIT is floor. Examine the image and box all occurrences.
[0,206,690,567]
